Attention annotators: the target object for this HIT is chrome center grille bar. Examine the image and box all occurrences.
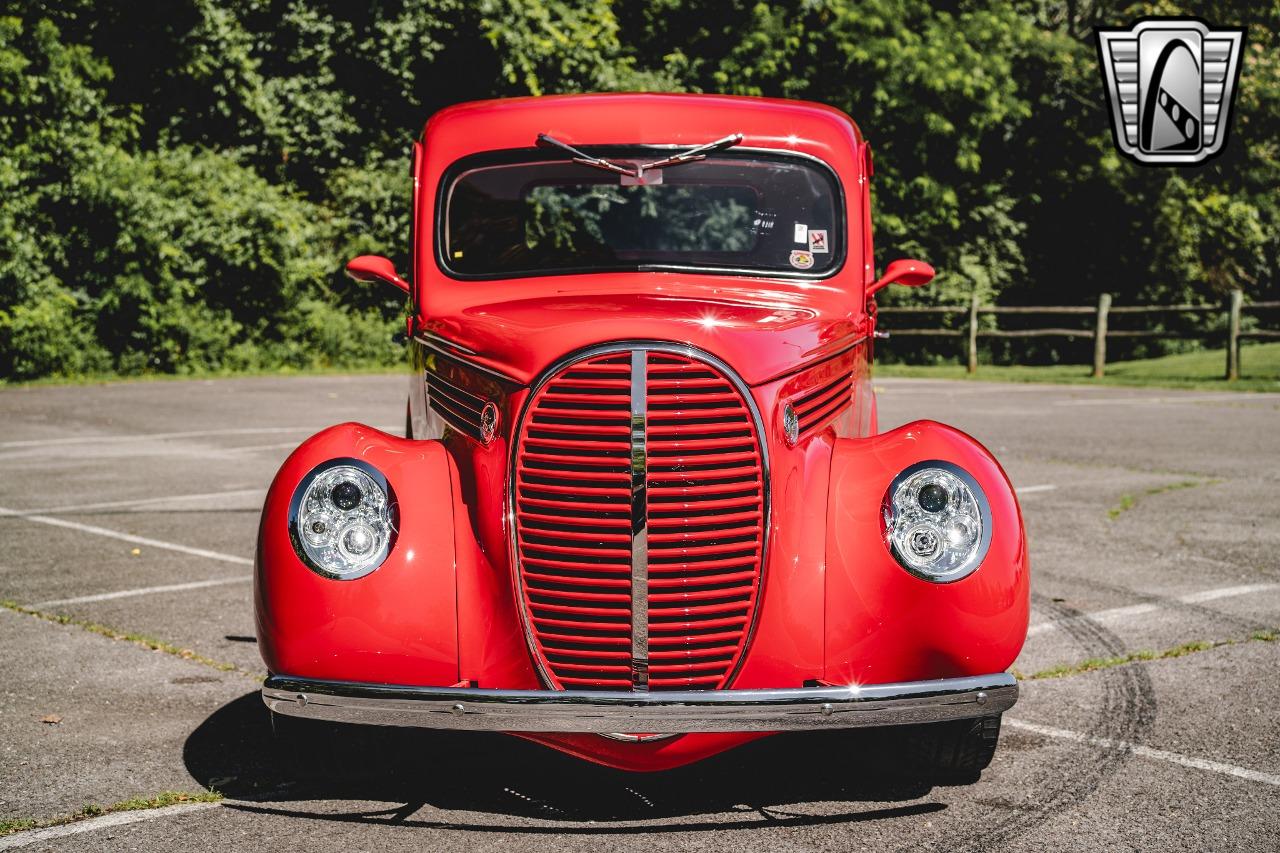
[629,350,649,689]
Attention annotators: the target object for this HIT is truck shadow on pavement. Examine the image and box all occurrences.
[184,692,948,833]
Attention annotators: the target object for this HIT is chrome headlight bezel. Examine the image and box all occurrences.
[287,458,398,580]
[881,460,992,583]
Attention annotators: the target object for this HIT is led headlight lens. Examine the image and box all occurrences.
[290,460,397,579]
[882,461,990,582]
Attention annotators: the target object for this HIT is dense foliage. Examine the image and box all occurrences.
[1,1,1276,379]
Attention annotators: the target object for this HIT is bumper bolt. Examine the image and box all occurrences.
[975,691,987,706]
[296,693,308,708]
[821,702,834,716]
[451,703,466,715]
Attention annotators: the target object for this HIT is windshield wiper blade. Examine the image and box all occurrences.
[635,133,744,173]
[536,133,638,177]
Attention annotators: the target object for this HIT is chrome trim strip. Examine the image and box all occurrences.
[414,334,521,384]
[629,350,649,689]
[263,673,1017,733]
[418,330,479,356]
[754,333,867,387]
[507,341,772,692]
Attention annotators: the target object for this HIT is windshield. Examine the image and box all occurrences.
[439,149,843,278]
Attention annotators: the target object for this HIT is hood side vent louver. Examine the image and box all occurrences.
[793,371,853,442]
[426,369,488,443]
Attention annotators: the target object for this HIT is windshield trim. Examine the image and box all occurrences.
[432,145,848,283]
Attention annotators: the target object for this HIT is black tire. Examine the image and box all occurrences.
[885,714,1003,784]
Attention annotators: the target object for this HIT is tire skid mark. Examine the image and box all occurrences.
[906,593,1158,853]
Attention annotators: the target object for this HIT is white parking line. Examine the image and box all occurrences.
[1005,718,1280,787]
[0,506,252,566]
[0,424,403,450]
[221,441,308,454]
[34,576,253,608]
[1051,395,1251,407]
[1027,583,1278,637]
[0,802,223,851]
[1017,484,1057,495]
[0,427,314,449]
[34,488,263,515]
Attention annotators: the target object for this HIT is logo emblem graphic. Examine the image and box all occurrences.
[1096,19,1245,165]
[479,402,499,446]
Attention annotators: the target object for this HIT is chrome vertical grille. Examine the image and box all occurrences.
[513,345,767,692]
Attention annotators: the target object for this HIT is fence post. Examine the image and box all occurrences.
[1092,293,1112,378]
[967,293,980,374]
[1226,289,1242,381]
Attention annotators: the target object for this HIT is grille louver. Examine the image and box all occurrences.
[427,370,487,442]
[513,346,767,692]
[792,371,853,443]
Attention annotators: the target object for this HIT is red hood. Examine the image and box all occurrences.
[420,276,864,387]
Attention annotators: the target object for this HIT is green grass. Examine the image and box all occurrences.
[1013,628,1277,682]
[1107,479,1215,520]
[877,342,1280,392]
[0,600,261,681]
[1,792,222,837]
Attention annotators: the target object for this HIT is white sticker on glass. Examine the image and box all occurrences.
[793,223,808,243]
[808,230,828,253]
[789,250,815,270]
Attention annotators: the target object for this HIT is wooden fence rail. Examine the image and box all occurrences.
[877,289,1280,381]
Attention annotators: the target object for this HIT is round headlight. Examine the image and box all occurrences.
[881,461,991,582]
[289,459,397,579]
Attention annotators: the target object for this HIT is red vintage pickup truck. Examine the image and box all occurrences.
[255,93,1029,778]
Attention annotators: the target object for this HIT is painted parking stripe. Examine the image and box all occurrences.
[0,506,252,566]
[1005,718,1280,787]
[34,576,253,608]
[0,802,223,851]
[33,487,264,515]
[1027,583,1278,637]
[0,424,401,450]
[221,441,311,454]
[1051,394,1267,407]
[1017,484,1057,495]
[0,426,313,449]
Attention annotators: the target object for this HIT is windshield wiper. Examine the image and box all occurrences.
[634,133,744,174]
[536,133,638,177]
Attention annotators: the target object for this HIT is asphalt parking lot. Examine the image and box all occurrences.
[1,373,1277,851]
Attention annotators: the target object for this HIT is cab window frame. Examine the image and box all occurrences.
[433,145,848,282]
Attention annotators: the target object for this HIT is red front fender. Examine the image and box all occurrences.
[255,423,461,686]
[824,420,1030,685]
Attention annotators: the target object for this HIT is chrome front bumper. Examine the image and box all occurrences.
[261,673,1017,734]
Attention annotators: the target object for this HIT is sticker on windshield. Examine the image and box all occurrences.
[808,230,828,253]
[793,223,808,243]
[789,250,815,270]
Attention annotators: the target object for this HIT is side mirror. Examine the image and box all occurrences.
[867,258,935,298]
[345,255,410,295]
